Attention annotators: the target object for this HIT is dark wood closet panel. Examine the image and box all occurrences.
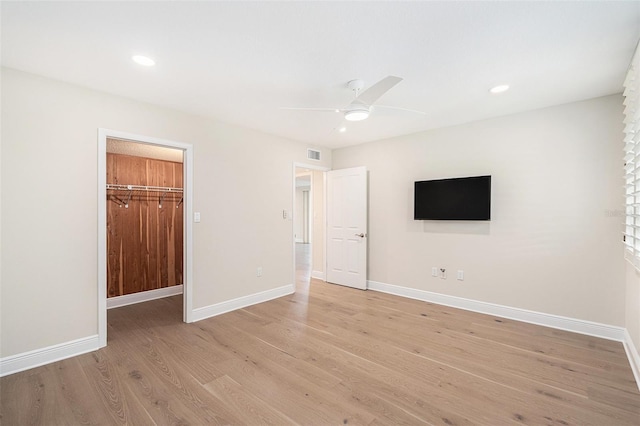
[107,153,183,298]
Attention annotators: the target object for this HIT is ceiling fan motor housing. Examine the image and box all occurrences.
[347,79,366,92]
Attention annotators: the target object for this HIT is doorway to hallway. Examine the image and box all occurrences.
[293,163,328,291]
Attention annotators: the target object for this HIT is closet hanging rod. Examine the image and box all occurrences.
[106,184,183,193]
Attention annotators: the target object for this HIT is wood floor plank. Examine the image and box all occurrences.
[1,370,49,425]
[240,314,512,424]
[2,244,639,425]
[106,335,221,425]
[264,303,640,424]
[115,326,244,425]
[204,374,296,425]
[48,358,106,425]
[79,351,155,425]
[341,291,631,369]
[198,319,379,425]
[342,308,633,395]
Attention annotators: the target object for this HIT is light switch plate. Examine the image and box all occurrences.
[194,212,201,223]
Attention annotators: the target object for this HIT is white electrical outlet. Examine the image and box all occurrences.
[257,267,263,277]
[439,268,447,279]
[457,270,464,281]
[431,267,438,277]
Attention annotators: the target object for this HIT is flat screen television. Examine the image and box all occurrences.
[414,175,491,221]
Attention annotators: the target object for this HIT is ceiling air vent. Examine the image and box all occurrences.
[307,149,321,161]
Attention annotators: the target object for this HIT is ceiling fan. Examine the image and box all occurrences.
[281,76,425,122]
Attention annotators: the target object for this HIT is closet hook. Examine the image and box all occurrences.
[110,195,125,208]
[123,189,133,208]
[159,191,168,209]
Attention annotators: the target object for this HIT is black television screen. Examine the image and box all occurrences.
[414,175,491,220]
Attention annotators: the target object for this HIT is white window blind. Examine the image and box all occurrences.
[624,42,640,267]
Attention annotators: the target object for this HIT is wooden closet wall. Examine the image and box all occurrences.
[107,153,184,298]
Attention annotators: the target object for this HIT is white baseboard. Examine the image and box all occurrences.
[311,270,325,281]
[192,284,294,322]
[367,280,626,341]
[623,329,640,391]
[0,335,100,378]
[107,285,183,309]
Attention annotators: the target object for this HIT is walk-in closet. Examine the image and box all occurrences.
[106,139,184,305]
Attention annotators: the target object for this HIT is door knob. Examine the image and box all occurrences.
[355,233,366,238]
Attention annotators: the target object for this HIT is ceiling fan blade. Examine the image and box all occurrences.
[356,76,403,105]
[279,107,340,112]
[375,105,427,115]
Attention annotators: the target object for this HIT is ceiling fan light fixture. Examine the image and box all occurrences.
[344,109,369,121]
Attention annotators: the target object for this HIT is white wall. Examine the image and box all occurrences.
[333,95,625,326]
[294,185,309,242]
[2,67,632,367]
[0,68,331,358]
[311,170,325,277]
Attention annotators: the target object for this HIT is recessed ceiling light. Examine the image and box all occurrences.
[339,127,347,133]
[132,55,155,67]
[489,84,510,94]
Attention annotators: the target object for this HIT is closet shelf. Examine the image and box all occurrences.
[106,184,183,193]
[107,184,184,209]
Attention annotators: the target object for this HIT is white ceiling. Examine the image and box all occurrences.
[2,1,639,149]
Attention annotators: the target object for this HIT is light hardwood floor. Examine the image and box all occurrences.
[2,244,640,425]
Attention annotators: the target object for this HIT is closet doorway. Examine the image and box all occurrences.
[106,139,184,306]
[98,129,194,348]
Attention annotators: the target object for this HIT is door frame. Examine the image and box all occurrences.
[292,162,329,288]
[302,189,310,243]
[98,128,194,348]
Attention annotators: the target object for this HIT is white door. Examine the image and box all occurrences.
[326,166,368,289]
